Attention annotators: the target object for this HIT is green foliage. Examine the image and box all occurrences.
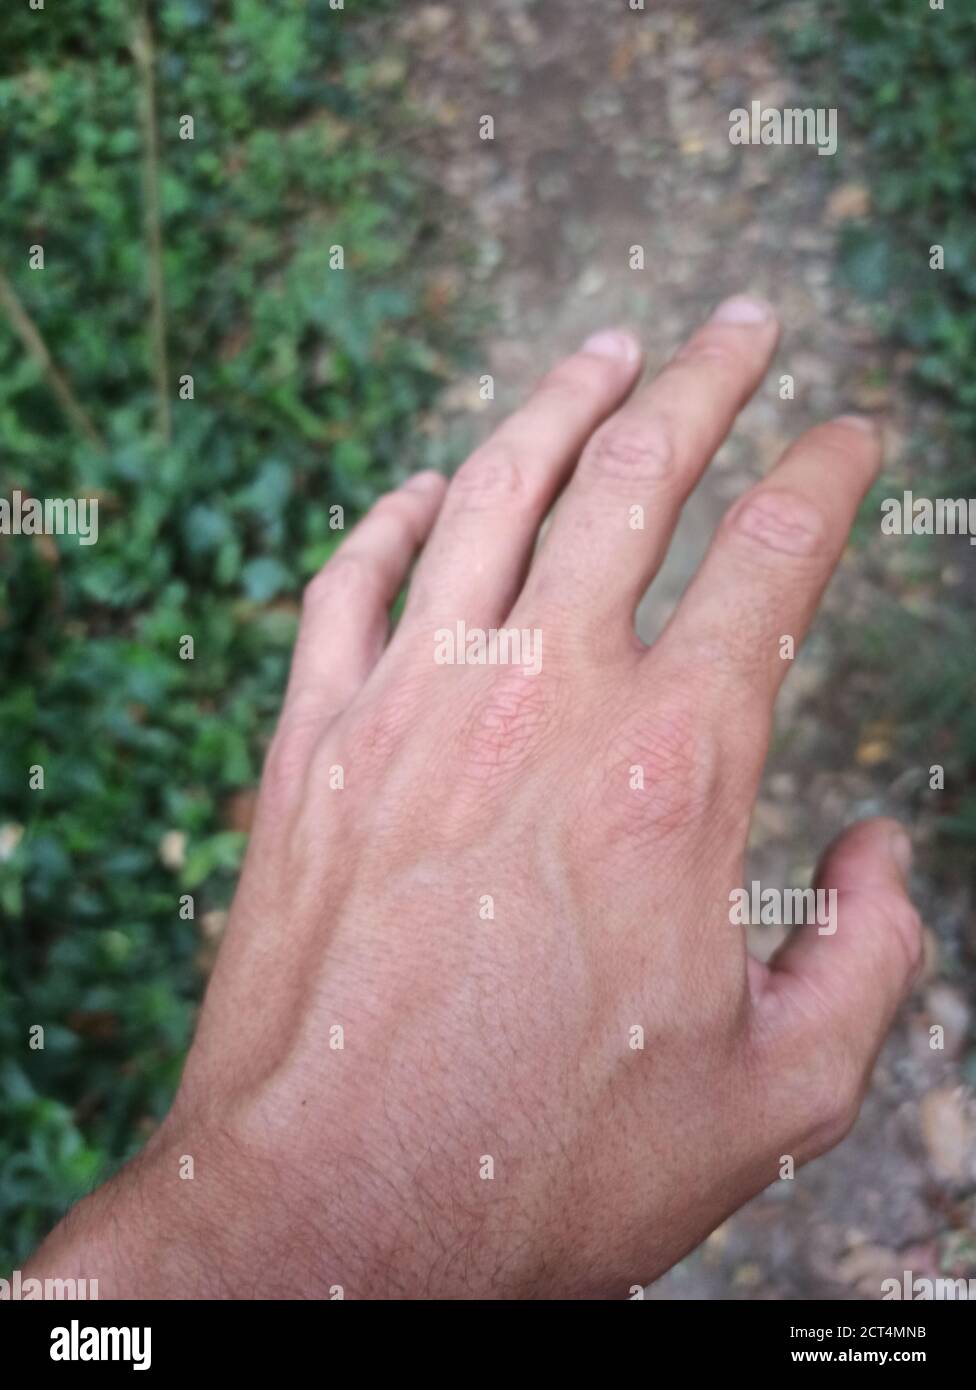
[0,0,468,1269]
[831,0,976,454]
[827,0,976,851]
[764,0,976,855]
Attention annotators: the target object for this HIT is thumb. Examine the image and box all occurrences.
[763,817,923,1075]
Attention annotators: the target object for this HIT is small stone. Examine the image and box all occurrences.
[732,1261,763,1288]
[919,1085,972,1183]
[416,5,452,38]
[920,927,941,983]
[576,266,607,298]
[835,1243,898,1293]
[825,183,871,223]
[159,830,187,871]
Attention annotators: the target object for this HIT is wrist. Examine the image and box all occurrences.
[26,1127,235,1299]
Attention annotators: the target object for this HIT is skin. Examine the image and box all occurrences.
[27,295,922,1300]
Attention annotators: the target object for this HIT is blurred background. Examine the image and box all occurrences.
[1,0,974,1296]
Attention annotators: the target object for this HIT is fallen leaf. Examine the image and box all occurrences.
[826,182,871,223]
[919,1086,972,1183]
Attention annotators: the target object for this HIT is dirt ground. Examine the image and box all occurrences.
[394,0,976,1298]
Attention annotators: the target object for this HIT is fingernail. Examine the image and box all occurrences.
[709,294,774,325]
[580,328,641,361]
[889,826,913,877]
[833,413,879,435]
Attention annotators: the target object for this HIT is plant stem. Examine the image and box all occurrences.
[131,0,171,444]
[0,269,104,449]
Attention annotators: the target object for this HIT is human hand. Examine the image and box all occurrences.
[28,296,922,1300]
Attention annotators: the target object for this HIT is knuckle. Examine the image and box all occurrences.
[303,553,364,605]
[584,417,674,482]
[599,700,718,844]
[726,487,830,559]
[305,550,390,613]
[301,568,332,608]
[449,441,531,509]
[805,1051,864,1151]
[819,417,883,464]
[764,1036,865,1162]
[540,355,618,398]
[343,681,424,777]
[456,669,558,785]
[368,495,415,530]
[671,327,741,370]
[262,725,312,805]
